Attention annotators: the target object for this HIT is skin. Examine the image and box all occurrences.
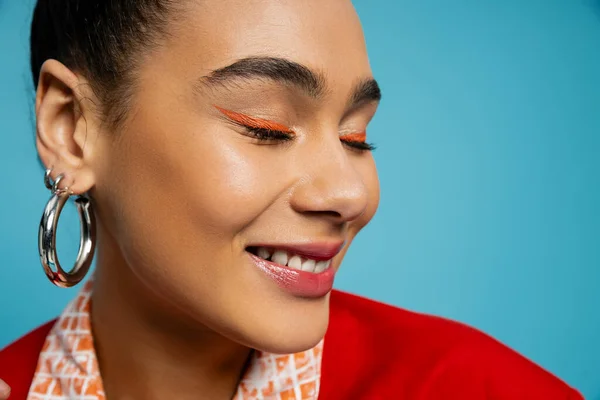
[0,379,7,400]
[25,0,381,398]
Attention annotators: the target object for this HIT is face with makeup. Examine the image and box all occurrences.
[40,0,380,354]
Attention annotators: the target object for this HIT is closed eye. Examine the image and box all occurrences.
[340,132,376,152]
[243,126,295,142]
[214,105,296,143]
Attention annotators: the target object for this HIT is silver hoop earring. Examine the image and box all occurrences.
[38,169,96,288]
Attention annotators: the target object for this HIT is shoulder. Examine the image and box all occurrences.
[320,291,582,400]
[0,320,56,400]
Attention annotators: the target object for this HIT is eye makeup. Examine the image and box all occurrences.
[214,106,294,133]
[339,132,366,143]
[214,105,375,151]
[214,105,296,142]
[340,131,376,151]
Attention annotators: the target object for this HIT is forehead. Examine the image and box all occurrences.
[168,0,371,85]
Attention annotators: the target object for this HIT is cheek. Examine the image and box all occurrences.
[352,155,380,232]
[173,135,309,236]
[180,136,268,229]
[106,119,289,241]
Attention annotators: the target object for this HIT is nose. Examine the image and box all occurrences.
[289,138,369,223]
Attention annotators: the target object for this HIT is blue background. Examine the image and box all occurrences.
[1,0,599,397]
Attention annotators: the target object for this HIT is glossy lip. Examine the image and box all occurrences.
[246,241,344,298]
[248,253,336,298]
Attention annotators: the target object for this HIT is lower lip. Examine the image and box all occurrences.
[247,253,335,298]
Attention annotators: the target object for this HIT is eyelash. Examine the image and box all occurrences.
[243,126,376,152]
[244,126,294,142]
[343,140,376,152]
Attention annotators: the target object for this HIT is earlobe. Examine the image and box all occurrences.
[35,60,97,195]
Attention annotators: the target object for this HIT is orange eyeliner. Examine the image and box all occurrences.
[340,132,367,143]
[214,106,294,133]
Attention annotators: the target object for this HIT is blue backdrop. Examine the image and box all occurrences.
[1,0,598,397]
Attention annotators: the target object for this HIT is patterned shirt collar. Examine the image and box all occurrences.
[28,281,322,399]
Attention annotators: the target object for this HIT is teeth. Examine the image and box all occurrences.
[314,260,331,273]
[301,259,316,272]
[253,246,332,273]
[257,247,272,260]
[288,255,302,270]
[271,250,288,266]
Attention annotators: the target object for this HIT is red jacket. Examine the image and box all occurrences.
[0,290,583,399]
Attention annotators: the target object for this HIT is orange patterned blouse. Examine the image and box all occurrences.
[27,281,322,400]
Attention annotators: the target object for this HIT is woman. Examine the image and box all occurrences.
[0,0,583,399]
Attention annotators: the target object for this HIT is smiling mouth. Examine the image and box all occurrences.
[246,246,333,274]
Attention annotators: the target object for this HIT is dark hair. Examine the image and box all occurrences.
[30,0,178,127]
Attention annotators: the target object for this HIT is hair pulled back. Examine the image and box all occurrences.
[30,0,178,126]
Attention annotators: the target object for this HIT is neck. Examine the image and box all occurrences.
[90,227,252,400]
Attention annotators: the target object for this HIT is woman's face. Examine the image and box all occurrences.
[92,0,380,353]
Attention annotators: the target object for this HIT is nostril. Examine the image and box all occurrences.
[302,210,343,219]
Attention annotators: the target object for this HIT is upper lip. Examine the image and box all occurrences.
[247,241,345,261]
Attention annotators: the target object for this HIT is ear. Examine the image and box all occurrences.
[35,59,99,195]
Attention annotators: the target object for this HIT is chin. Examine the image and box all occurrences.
[256,323,328,355]
[238,295,331,355]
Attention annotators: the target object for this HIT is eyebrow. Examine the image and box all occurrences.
[199,56,381,107]
[349,78,382,109]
